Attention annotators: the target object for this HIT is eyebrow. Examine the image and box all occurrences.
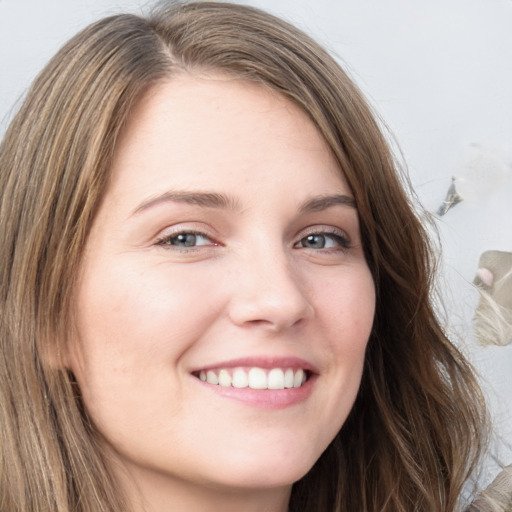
[132,191,241,215]
[131,190,356,216]
[298,194,356,213]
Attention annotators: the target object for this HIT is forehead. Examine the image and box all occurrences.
[107,73,348,206]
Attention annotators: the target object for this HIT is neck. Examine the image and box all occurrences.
[114,462,292,512]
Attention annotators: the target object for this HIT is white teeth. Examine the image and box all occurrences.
[198,367,308,390]
[284,368,294,388]
[218,369,232,387]
[268,368,285,389]
[248,367,267,389]
[206,370,219,385]
[293,369,304,388]
[232,368,249,388]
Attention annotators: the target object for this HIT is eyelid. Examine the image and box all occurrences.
[298,225,350,240]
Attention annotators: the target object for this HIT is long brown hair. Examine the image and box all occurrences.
[0,2,487,511]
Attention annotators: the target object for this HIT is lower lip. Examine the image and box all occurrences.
[193,375,316,409]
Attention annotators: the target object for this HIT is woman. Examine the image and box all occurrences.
[0,2,488,511]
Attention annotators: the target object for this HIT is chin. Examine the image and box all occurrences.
[200,449,319,491]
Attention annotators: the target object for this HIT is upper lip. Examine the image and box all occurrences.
[190,356,318,374]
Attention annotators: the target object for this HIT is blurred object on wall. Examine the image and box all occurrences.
[473,250,512,347]
[435,143,511,218]
[437,177,463,216]
[466,464,512,512]
[433,143,512,494]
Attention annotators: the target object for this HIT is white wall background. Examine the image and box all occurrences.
[1,0,511,487]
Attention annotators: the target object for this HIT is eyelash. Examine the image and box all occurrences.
[155,227,351,253]
[293,228,351,252]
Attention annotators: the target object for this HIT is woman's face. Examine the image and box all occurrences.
[69,74,375,504]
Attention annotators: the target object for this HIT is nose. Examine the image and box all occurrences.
[227,246,314,332]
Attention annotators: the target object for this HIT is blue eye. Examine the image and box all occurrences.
[158,232,213,248]
[295,232,350,250]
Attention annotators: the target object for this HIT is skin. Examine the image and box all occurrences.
[68,73,376,512]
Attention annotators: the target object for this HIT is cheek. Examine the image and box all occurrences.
[68,259,229,449]
[70,259,225,384]
[310,265,375,411]
[315,265,375,346]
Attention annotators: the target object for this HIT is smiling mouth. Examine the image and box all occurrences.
[193,367,309,390]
